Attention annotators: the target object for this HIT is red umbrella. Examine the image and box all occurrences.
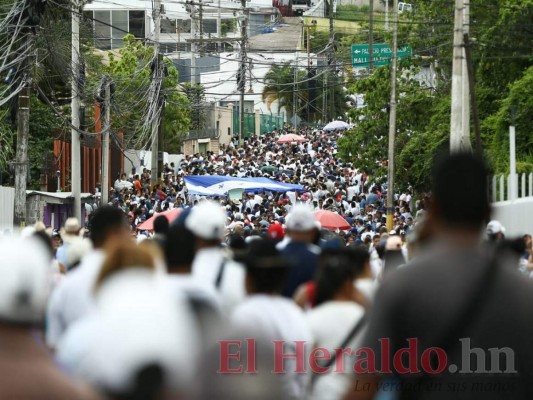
[277,134,307,144]
[136,208,183,231]
[314,210,351,230]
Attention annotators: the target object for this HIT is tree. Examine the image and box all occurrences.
[182,83,207,131]
[102,35,190,152]
[262,63,297,120]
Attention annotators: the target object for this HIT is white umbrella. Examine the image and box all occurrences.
[114,180,133,191]
[323,120,350,131]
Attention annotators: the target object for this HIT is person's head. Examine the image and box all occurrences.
[430,153,490,233]
[285,205,316,243]
[153,215,169,236]
[164,225,196,273]
[315,248,367,306]
[0,236,51,325]
[243,239,288,295]
[523,234,532,250]
[90,206,130,249]
[185,201,226,249]
[95,240,157,291]
[486,220,506,242]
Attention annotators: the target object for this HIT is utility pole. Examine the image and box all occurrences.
[14,46,31,227]
[150,0,161,185]
[217,0,221,50]
[386,0,398,232]
[509,107,517,201]
[190,4,197,84]
[369,0,374,73]
[450,0,471,153]
[238,0,247,145]
[328,0,334,122]
[463,33,482,157]
[461,0,470,149]
[71,0,81,221]
[101,78,110,205]
[385,0,389,31]
[293,52,298,128]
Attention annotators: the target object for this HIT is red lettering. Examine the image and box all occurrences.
[334,347,353,373]
[245,338,257,373]
[218,340,243,373]
[309,347,331,374]
[393,338,420,374]
[353,347,377,373]
[272,341,306,373]
[421,347,448,374]
[379,338,392,373]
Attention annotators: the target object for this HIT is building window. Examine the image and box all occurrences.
[94,10,111,50]
[111,10,128,49]
[129,11,145,39]
[161,18,176,33]
[87,9,146,50]
[203,20,217,34]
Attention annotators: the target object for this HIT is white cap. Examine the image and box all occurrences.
[285,205,315,232]
[486,220,505,235]
[186,201,227,240]
[57,269,198,393]
[386,235,403,251]
[0,237,50,324]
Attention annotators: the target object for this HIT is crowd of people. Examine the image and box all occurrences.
[2,129,533,400]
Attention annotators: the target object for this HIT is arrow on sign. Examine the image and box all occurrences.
[354,50,361,54]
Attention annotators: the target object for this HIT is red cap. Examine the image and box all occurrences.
[267,223,285,240]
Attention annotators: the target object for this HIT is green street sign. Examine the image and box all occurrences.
[351,43,413,67]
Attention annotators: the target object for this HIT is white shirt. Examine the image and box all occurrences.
[46,250,105,348]
[192,247,245,314]
[231,294,313,400]
[165,274,222,315]
[307,301,365,400]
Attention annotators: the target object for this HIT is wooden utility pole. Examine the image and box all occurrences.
[238,0,247,144]
[71,0,82,220]
[369,0,374,73]
[150,0,161,185]
[14,63,30,227]
[101,78,110,205]
[386,0,398,232]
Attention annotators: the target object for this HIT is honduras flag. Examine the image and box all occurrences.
[184,175,304,196]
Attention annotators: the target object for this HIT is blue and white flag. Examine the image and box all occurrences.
[184,175,304,196]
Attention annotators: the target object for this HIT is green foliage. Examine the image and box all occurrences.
[182,83,207,131]
[339,0,533,193]
[262,63,348,124]
[101,35,190,151]
[485,66,533,174]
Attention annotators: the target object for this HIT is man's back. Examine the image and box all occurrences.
[362,245,533,399]
[280,240,319,298]
[46,250,105,347]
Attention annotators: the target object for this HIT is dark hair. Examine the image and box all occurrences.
[432,153,489,228]
[110,363,164,400]
[315,247,368,306]
[153,215,169,235]
[243,239,288,294]
[164,225,196,269]
[32,231,54,260]
[89,206,127,248]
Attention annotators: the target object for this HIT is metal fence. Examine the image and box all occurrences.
[186,128,220,140]
[260,113,285,134]
[232,111,256,138]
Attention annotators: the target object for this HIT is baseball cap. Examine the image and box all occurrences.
[285,205,315,232]
[486,220,505,235]
[267,224,285,240]
[185,201,226,240]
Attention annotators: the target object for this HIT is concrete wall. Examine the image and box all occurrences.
[0,186,14,233]
[491,173,533,237]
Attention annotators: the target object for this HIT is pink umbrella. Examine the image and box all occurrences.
[314,210,351,230]
[277,134,307,144]
[136,208,183,231]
